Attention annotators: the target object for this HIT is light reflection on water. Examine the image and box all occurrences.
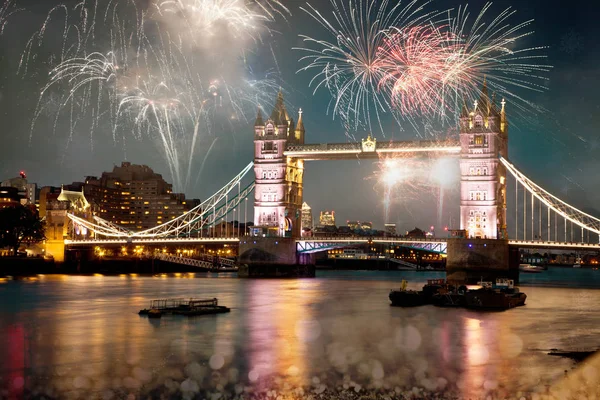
[0,269,599,398]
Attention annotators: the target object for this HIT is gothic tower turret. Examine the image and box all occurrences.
[252,93,304,237]
[459,81,508,239]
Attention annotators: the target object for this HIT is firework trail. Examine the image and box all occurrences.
[0,0,21,35]
[21,0,287,193]
[296,0,440,136]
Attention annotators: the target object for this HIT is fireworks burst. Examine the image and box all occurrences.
[439,3,551,118]
[377,24,457,117]
[296,0,439,135]
[20,0,286,193]
[153,0,287,41]
[297,1,551,134]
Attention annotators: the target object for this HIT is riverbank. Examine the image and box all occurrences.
[0,257,232,276]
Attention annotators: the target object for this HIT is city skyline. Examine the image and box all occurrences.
[0,0,598,231]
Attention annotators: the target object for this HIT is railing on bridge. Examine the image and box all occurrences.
[64,237,241,245]
[296,236,448,254]
[387,258,418,269]
[508,240,600,250]
[156,253,238,270]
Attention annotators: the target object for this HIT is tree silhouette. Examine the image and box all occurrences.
[0,205,46,256]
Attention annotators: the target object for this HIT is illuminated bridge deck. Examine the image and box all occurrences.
[65,237,600,253]
[284,139,460,160]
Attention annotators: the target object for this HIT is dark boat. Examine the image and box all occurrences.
[465,279,527,310]
[432,285,468,307]
[389,279,446,307]
[389,289,427,307]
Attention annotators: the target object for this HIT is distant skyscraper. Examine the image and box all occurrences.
[301,202,313,230]
[320,211,335,227]
[360,221,372,230]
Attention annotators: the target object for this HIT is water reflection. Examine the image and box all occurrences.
[0,272,599,398]
[245,280,313,389]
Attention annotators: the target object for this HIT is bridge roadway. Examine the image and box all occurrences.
[283,140,460,161]
[65,237,600,254]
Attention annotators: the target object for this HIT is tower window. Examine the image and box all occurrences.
[266,124,274,135]
[474,116,483,128]
[474,135,484,145]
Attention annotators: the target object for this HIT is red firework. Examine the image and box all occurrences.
[377,25,459,116]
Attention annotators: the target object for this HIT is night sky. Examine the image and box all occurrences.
[0,0,599,233]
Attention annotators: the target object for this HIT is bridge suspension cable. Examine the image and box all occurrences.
[67,162,255,239]
[501,157,600,241]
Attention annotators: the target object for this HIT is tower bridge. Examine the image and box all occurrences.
[62,84,600,283]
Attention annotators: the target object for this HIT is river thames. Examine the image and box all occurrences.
[1,268,600,399]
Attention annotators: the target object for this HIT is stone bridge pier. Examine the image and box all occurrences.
[238,238,315,278]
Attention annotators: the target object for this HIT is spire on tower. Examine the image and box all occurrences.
[295,108,305,133]
[500,98,507,133]
[254,108,264,126]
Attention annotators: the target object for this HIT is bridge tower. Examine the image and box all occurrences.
[252,91,304,238]
[459,80,508,239]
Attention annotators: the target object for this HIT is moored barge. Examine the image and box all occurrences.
[139,298,230,317]
[389,278,527,311]
[465,279,527,310]
[389,279,446,307]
